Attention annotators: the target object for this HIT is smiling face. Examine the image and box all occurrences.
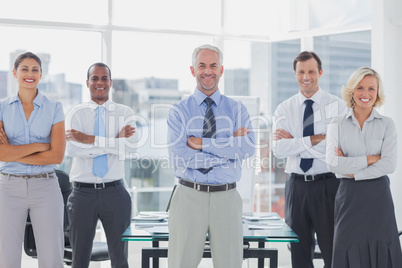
[87,65,112,105]
[190,48,223,96]
[295,58,323,98]
[13,58,42,90]
[353,75,378,111]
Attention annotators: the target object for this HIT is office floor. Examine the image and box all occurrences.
[22,240,325,268]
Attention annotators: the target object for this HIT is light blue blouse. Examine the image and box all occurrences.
[0,90,64,174]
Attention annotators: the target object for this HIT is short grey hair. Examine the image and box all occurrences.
[192,44,223,67]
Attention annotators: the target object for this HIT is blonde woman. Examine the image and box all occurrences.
[0,52,65,268]
[326,67,402,267]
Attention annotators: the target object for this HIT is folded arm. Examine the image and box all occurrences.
[167,109,228,170]
[200,105,255,160]
[326,119,396,180]
[66,124,137,157]
[15,121,66,165]
[0,122,51,162]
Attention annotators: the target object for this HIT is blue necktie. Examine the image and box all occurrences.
[300,99,314,172]
[198,98,216,174]
[93,106,108,178]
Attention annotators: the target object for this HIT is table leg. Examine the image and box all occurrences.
[152,241,159,268]
[258,241,265,268]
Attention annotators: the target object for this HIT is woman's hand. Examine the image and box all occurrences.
[334,147,344,157]
[0,128,9,145]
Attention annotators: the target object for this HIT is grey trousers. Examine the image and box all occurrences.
[67,183,132,268]
[168,184,243,268]
[0,173,64,268]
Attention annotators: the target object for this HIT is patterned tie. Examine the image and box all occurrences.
[198,97,216,174]
[300,99,314,172]
[93,106,108,178]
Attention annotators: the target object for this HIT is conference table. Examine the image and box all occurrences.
[122,211,298,268]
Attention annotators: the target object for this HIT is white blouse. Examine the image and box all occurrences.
[326,108,397,180]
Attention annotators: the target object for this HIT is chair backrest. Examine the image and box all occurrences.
[55,169,73,243]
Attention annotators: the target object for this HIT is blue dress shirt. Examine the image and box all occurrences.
[0,90,64,174]
[167,88,255,184]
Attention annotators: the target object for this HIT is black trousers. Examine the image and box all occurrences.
[285,173,339,268]
[67,183,132,268]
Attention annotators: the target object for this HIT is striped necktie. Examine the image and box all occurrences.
[198,97,216,174]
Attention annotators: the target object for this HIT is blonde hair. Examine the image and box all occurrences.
[341,67,385,108]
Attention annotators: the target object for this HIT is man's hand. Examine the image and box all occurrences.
[187,127,250,150]
[273,129,292,141]
[233,127,249,137]
[66,129,95,144]
[310,134,325,146]
[187,137,202,150]
[0,128,9,145]
[117,125,135,138]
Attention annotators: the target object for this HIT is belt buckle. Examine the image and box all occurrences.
[94,183,105,189]
[304,175,314,182]
[22,175,30,179]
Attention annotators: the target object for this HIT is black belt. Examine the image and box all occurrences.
[291,172,334,182]
[73,179,123,189]
[0,172,55,179]
[179,179,236,192]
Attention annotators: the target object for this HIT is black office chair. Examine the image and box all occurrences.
[23,169,110,266]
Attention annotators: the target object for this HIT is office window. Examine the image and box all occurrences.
[113,0,221,34]
[314,30,371,97]
[0,0,108,24]
[225,0,291,36]
[0,26,102,113]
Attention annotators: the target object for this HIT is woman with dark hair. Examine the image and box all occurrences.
[326,67,402,267]
[0,52,66,268]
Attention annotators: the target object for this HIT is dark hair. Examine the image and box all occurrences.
[87,62,111,80]
[293,51,322,72]
[14,52,42,71]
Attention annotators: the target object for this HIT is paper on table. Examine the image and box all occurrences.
[144,226,169,234]
[135,221,168,227]
[243,214,281,221]
[248,224,283,230]
[133,211,169,221]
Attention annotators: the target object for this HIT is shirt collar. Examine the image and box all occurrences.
[89,99,113,111]
[193,87,221,106]
[8,89,43,107]
[297,87,323,106]
[347,107,384,122]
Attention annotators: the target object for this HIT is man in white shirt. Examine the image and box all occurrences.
[65,63,138,268]
[272,51,346,268]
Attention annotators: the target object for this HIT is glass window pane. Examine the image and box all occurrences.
[225,0,290,36]
[269,39,301,114]
[0,26,102,112]
[1,0,108,24]
[113,0,221,33]
[268,39,301,215]
[314,31,371,97]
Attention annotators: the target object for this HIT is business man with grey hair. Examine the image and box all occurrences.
[167,44,255,267]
